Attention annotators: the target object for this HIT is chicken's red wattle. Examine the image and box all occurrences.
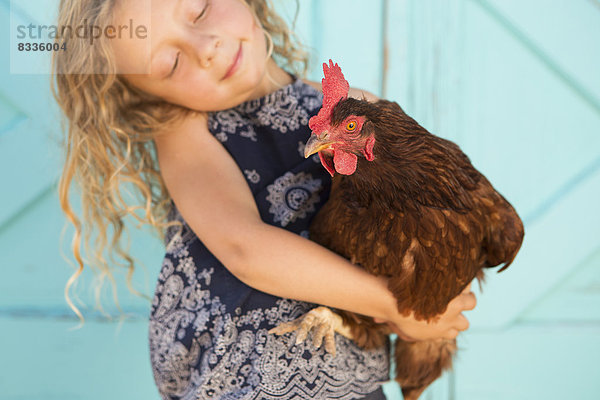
[332,148,358,175]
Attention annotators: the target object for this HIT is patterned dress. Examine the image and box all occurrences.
[148,77,391,400]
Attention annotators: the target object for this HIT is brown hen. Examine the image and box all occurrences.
[273,60,524,400]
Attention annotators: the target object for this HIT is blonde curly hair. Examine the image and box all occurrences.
[51,0,309,326]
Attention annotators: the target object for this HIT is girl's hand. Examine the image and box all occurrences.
[374,282,477,342]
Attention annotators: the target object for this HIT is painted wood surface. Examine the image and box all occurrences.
[0,0,598,399]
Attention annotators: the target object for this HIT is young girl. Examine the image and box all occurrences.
[52,0,477,399]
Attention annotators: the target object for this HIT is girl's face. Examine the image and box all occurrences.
[112,0,277,111]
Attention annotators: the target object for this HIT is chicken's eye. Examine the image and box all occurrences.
[346,121,357,132]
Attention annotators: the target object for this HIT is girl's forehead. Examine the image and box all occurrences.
[111,0,153,75]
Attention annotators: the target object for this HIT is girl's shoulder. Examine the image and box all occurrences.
[153,111,220,189]
[301,79,380,102]
[153,111,209,158]
[302,79,322,94]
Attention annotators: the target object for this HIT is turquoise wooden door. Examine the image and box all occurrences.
[1,0,598,399]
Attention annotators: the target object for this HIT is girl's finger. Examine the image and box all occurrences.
[462,292,477,311]
[445,328,459,340]
[456,313,469,331]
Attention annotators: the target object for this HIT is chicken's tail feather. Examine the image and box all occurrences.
[483,193,525,274]
[474,269,486,294]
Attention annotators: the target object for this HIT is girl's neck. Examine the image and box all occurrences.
[246,59,294,101]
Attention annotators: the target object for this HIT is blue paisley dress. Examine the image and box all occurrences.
[148,77,391,400]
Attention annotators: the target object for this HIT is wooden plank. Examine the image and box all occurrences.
[519,245,600,322]
[0,315,161,400]
[457,0,600,221]
[271,0,315,52]
[9,0,59,29]
[1,0,67,230]
[455,323,600,399]
[383,0,410,105]
[387,0,600,227]
[468,161,600,329]
[481,0,600,109]
[304,0,385,96]
[1,1,62,129]
[456,1,600,328]
[270,0,384,94]
[0,96,22,130]
[0,183,165,313]
[0,117,59,229]
[389,0,466,145]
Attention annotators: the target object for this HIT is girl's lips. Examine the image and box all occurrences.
[222,43,242,80]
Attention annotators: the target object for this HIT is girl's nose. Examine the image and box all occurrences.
[193,35,221,68]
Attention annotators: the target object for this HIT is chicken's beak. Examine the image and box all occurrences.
[304,133,333,158]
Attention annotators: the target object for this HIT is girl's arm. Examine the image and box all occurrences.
[154,111,475,341]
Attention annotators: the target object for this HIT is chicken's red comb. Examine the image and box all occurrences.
[309,60,349,133]
[321,59,349,109]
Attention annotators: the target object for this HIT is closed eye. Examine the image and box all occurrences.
[167,52,180,79]
[194,1,209,23]
[167,2,210,79]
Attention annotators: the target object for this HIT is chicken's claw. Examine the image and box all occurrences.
[268,306,353,356]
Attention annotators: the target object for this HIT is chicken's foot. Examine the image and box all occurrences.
[268,306,353,356]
